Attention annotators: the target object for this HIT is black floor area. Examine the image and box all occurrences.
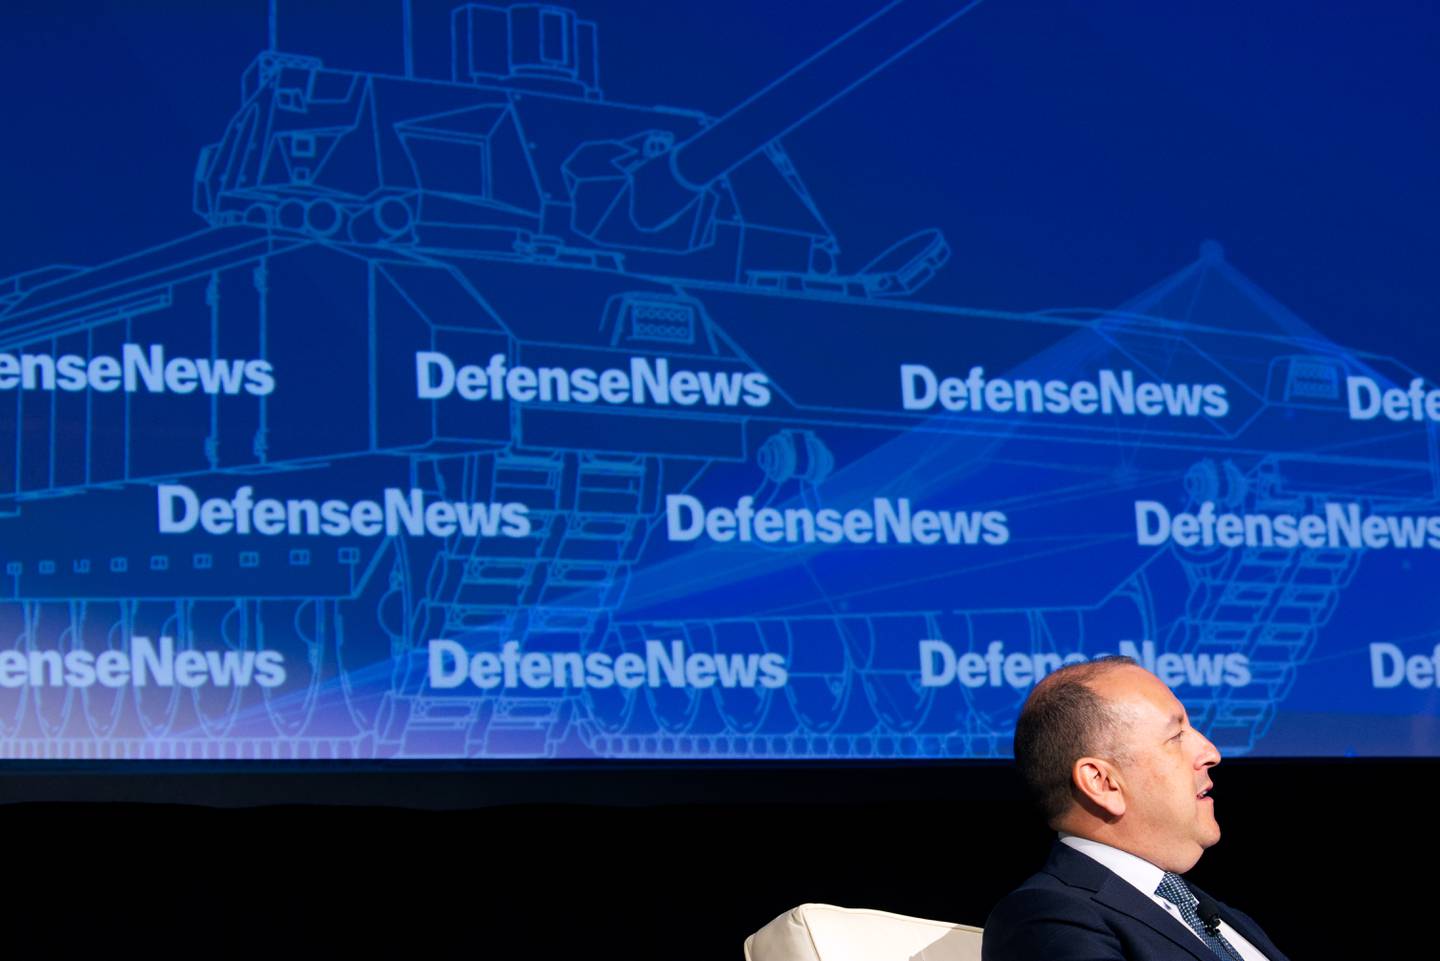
[3,759,1430,958]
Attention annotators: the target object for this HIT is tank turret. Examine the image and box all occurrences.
[194,0,965,294]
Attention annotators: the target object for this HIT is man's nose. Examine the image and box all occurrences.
[1196,731,1221,768]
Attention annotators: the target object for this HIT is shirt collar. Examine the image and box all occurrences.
[1058,833,1176,902]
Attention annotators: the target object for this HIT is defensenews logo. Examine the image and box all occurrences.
[919,639,1251,689]
[901,365,1228,418]
[0,636,286,689]
[665,495,1008,546]
[429,639,787,691]
[1136,500,1440,551]
[417,352,771,408]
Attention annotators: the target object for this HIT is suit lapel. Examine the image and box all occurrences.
[1044,843,1219,961]
[1090,874,1220,961]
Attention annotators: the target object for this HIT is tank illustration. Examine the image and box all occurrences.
[0,1,1431,759]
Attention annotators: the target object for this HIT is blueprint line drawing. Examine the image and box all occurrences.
[0,0,1434,760]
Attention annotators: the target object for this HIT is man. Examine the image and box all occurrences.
[981,656,1290,961]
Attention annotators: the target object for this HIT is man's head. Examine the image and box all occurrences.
[1014,657,1222,874]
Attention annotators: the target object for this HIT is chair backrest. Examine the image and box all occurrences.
[744,903,983,961]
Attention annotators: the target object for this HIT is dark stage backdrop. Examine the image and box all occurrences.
[5,759,1435,957]
[0,0,1438,765]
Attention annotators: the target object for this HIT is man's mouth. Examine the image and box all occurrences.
[1197,785,1213,800]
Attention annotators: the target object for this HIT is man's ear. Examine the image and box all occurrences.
[1073,755,1126,818]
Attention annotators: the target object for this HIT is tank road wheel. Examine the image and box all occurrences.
[129,600,185,738]
[781,619,875,741]
[709,620,784,739]
[256,598,349,739]
[29,602,78,739]
[581,623,644,741]
[183,599,250,738]
[337,537,416,732]
[858,614,944,737]
[77,601,129,740]
[0,602,31,740]
[645,623,710,738]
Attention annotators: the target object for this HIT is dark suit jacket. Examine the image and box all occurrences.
[981,842,1290,961]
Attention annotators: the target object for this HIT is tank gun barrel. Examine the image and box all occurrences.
[631,0,984,229]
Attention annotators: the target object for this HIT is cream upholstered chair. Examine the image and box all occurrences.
[744,903,983,961]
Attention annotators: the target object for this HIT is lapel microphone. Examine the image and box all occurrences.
[1195,897,1223,937]
[1196,897,1248,961]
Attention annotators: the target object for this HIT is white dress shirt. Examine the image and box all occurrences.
[1059,834,1271,961]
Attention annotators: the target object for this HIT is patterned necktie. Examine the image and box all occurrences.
[1154,872,1241,961]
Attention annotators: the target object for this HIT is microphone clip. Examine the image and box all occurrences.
[1195,897,1224,937]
